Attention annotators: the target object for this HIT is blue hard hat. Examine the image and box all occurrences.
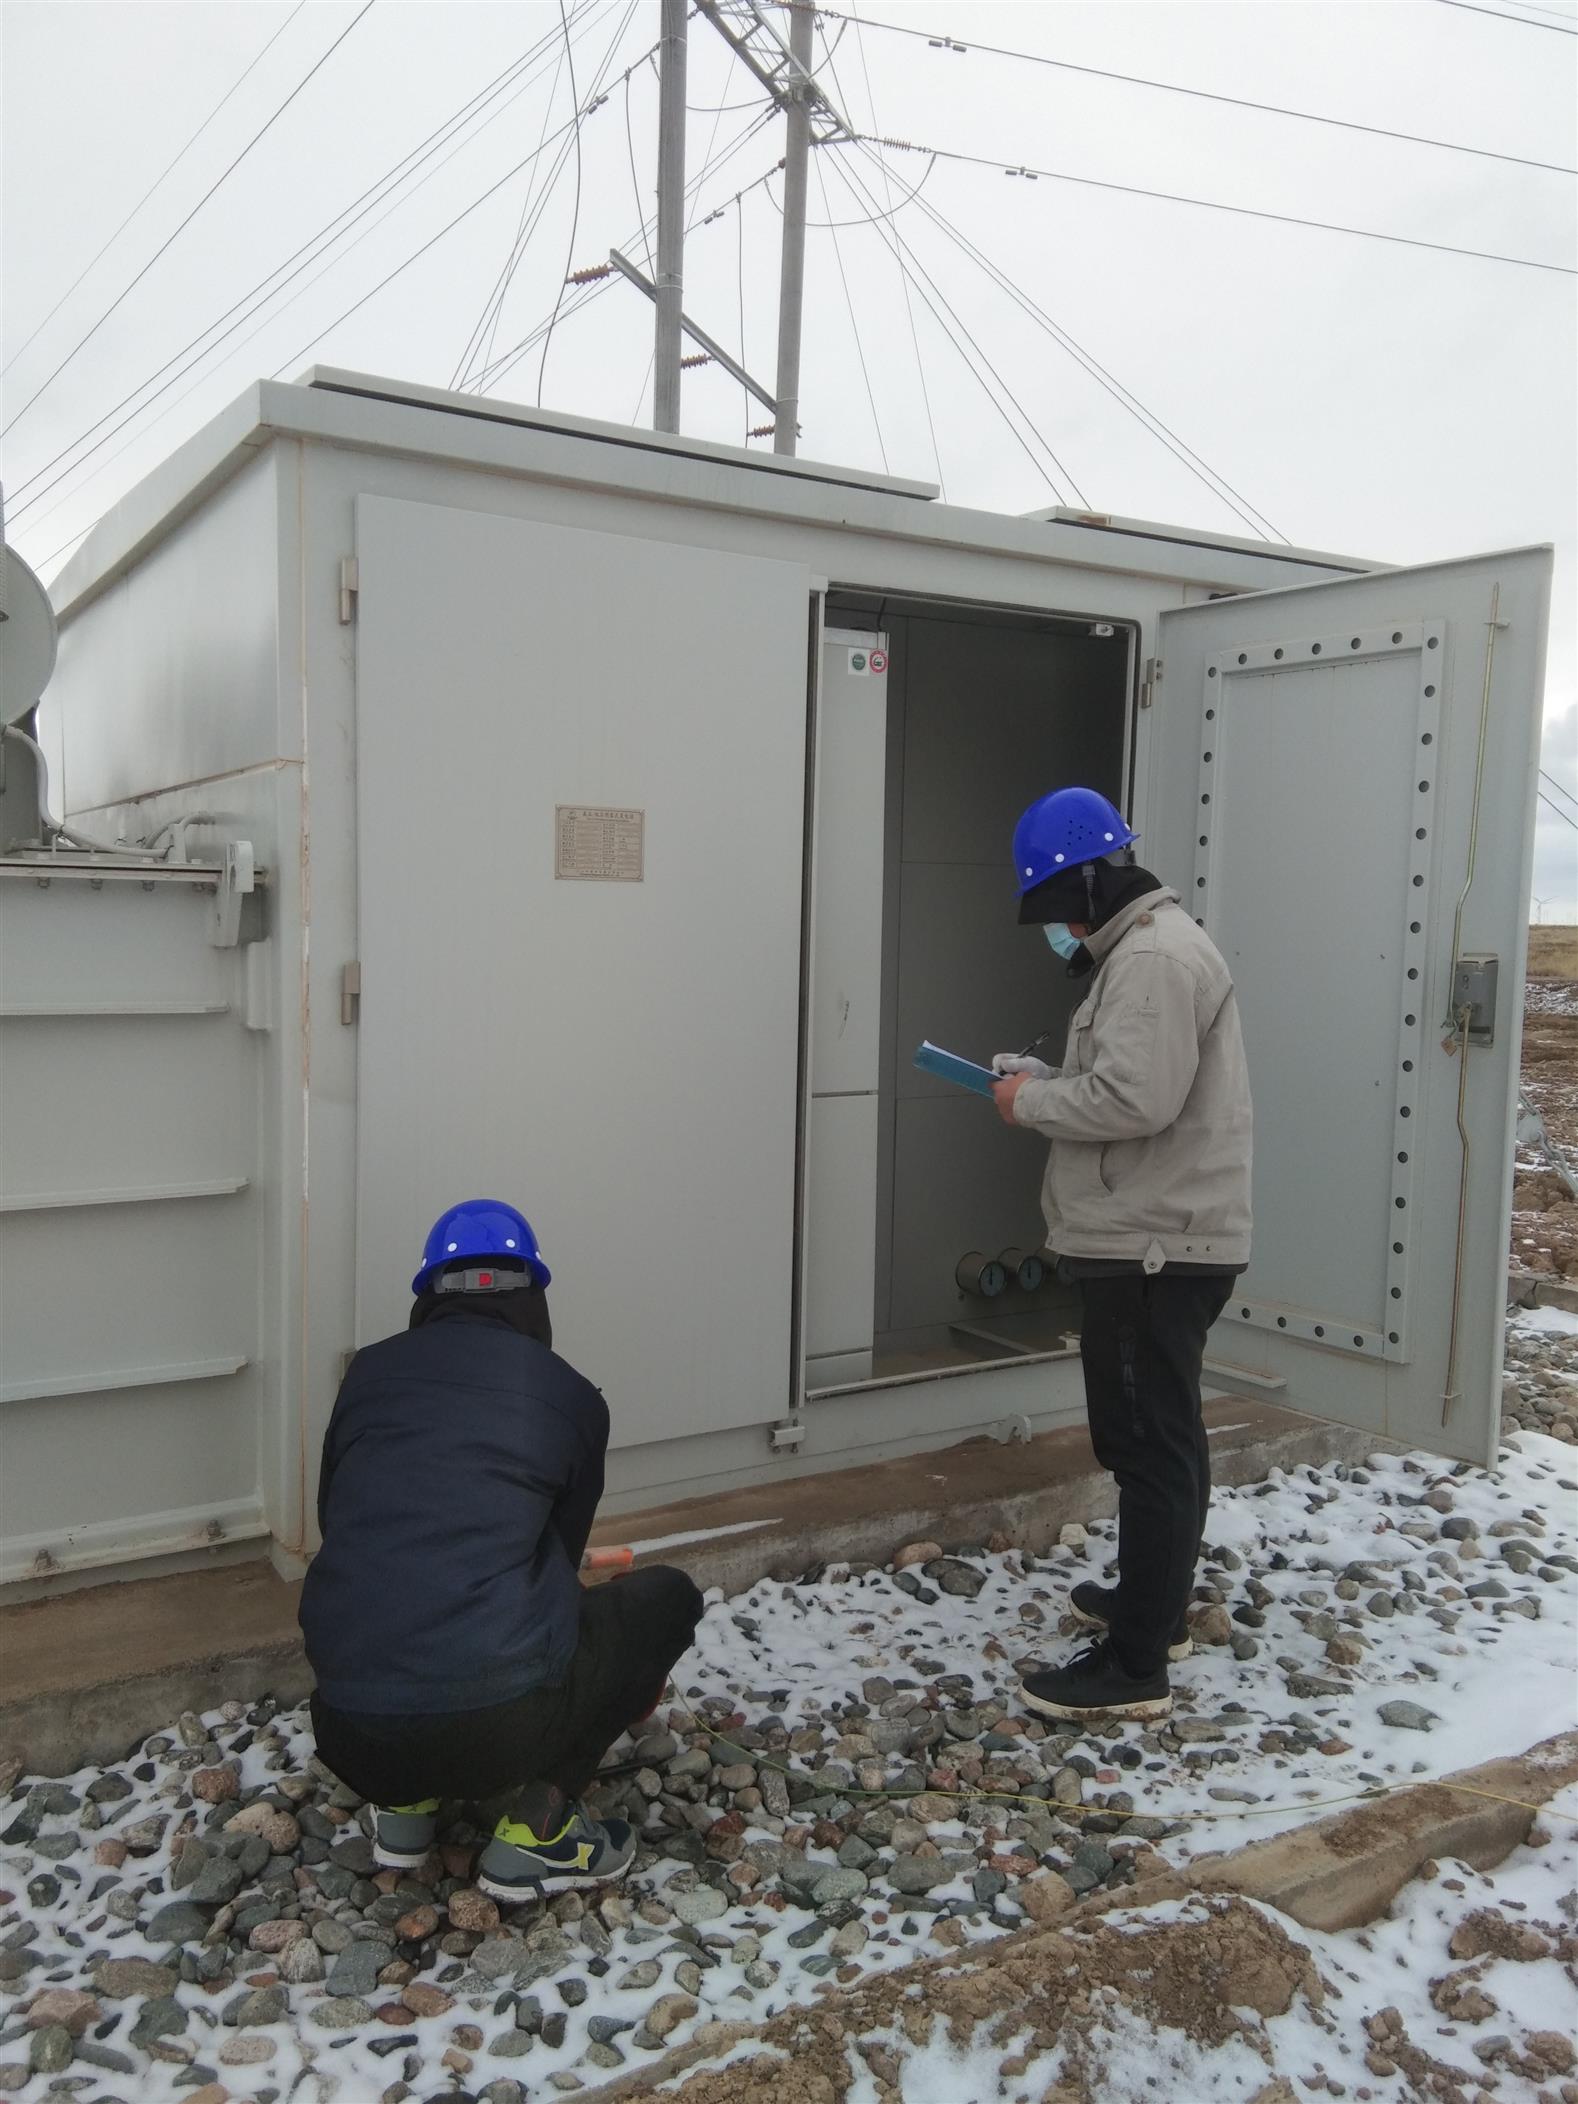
[1012,787,1138,896]
[412,1199,551,1296]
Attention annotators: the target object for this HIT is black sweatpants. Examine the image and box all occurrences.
[1077,1272,1235,1677]
[310,1565,705,1808]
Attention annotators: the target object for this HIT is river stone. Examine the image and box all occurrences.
[810,1867,868,1905]
[27,2027,74,2075]
[279,1938,326,1984]
[1378,1700,1440,1732]
[93,1958,178,1999]
[326,1939,384,1998]
[671,1887,727,1926]
[311,1996,375,2030]
[129,1995,188,2047]
[886,1854,953,1895]
[232,1986,289,2028]
[218,2035,279,2067]
[188,1854,244,1906]
[145,1900,213,1945]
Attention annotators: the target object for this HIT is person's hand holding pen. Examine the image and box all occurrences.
[991,1030,1054,1124]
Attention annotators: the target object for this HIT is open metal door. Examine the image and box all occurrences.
[1149,548,1552,1465]
[353,495,812,1455]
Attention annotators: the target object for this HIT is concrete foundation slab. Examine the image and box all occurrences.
[0,1396,1395,1776]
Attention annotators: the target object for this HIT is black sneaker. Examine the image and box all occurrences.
[1019,1639,1172,1723]
[1068,1580,1193,1662]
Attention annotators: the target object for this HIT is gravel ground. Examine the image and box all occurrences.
[1509,980,1578,1318]
[667,1808,1578,2104]
[0,1425,1573,2104]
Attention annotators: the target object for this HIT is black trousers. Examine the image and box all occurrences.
[1077,1272,1235,1677]
[310,1565,705,1808]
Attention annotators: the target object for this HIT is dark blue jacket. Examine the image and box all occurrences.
[299,1310,609,1714]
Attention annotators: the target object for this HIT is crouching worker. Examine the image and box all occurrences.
[299,1200,705,1902]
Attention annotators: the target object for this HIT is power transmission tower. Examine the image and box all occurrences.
[695,1,850,454]
[654,0,688,433]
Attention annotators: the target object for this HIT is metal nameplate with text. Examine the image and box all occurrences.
[555,805,645,882]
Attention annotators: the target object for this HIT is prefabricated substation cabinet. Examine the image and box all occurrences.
[2,368,1550,1591]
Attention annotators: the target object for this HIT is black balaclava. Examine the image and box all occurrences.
[1017,855,1163,978]
[409,1256,553,1349]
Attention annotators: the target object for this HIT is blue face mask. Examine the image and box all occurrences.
[1044,922,1083,962]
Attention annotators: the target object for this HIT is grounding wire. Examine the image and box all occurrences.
[820,148,1075,505]
[849,133,1578,278]
[3,0,379,438]
[818,6,1577,174]
[3,0,311,380]
[6,3,604,518]
[814,151,889,471]
[895,166,1287,541]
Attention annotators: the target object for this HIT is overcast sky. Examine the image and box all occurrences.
[3,0,1574,911]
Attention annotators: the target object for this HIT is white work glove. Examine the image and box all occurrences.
[991,1054,1052,1080]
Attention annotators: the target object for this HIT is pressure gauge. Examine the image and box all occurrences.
[956,1252,1008,1298]
[1001,1247,1047,1293]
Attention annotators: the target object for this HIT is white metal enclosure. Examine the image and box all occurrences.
[16,367,1549,1589]
[0,870,267,1584]
[352,496,812,1443]
[1148,551,1551,1463]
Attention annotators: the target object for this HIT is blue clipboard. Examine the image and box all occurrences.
[913,1040,999,1099]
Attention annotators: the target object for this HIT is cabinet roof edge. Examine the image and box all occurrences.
[49,370,1363,621]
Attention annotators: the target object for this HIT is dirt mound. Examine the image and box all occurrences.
[1513,998,1578,1283]
[629,1894,1321,2103]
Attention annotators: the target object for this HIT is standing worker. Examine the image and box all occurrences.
[299,1200,705,1901]
[991,789,1252,1726]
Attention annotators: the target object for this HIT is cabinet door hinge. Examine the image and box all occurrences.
[1140,656,1162,709]
[340,960,362,1025]
[338,556,360,625]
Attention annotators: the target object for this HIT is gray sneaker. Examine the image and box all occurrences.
[1068,1580,1193,1661]
[476,1802,637,1902]
[373,1799,439,1869]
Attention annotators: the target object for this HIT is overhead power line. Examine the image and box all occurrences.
[839,7,943,495]
[851,133,1578,277]
[3,0,379,437]
[450,6,579,390]
[472,108,780,398]
[819,7,1577,174]
[892,168,1286,540]
[1538,789,1578,829]
[8,4,613,526]
[3,1,311,381]
[819,147,1081,505]
[539,0,590,403]
[1433,0,1578,32]
[1540,768,1578,808]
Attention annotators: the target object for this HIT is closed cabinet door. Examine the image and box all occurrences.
[352,495,812,1451]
